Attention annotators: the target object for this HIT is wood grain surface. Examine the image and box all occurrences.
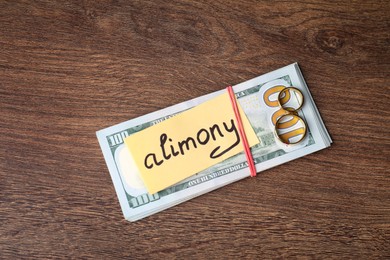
[1,0,389,259]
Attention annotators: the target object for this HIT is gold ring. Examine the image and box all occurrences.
[274,114,307,145]
[277,87,304,112]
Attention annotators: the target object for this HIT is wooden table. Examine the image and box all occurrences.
[1,1,389,258]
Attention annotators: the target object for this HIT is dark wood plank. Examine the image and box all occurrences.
[0,0,389,258]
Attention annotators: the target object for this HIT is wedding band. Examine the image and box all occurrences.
[275,114,307,145]
[277,87,304,112]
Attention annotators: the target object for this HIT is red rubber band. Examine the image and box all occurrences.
[227,86,257,177]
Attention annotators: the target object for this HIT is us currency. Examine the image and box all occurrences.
[96,63,331,221]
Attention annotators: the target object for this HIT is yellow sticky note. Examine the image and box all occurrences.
[124,92,260,194]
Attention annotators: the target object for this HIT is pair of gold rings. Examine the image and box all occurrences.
[274,87,308,145]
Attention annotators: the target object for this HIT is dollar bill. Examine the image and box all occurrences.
[96,63,332,221]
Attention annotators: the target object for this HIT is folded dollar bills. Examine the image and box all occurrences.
[96,63,332,221]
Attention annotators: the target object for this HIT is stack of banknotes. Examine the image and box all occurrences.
[96,63,332,221]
